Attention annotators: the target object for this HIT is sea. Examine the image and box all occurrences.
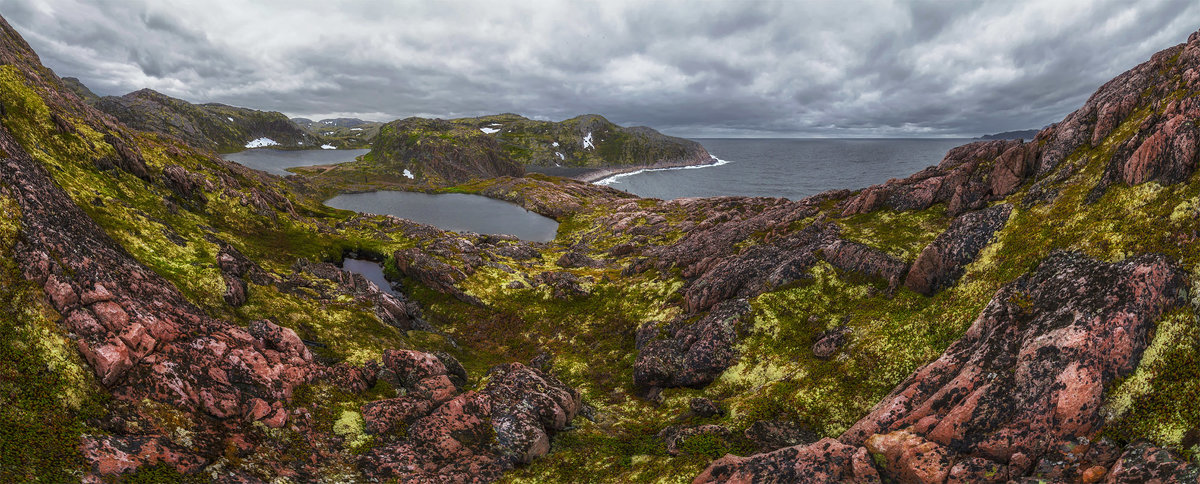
[596,138,973,200]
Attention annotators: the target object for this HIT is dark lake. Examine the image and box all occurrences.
[222,148,370,176]
[324,191,559,242]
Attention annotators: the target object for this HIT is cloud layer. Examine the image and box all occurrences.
[3,0,1197,137]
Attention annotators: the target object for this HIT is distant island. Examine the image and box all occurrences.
[977,128,1041,140]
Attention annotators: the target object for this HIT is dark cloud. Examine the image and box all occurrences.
[1,0,1196,137]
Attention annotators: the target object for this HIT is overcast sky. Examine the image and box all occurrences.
[2,0,1197,137]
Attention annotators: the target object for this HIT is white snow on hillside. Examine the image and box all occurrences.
[480,127,500,134]
[245,137,279,148]
[403,169,414,179]
[321,144,336,150]
[351,127,363,131]
[552,141,559,147]
[556,152,565,160]
[227,117,234,122]
[583,132,594,149]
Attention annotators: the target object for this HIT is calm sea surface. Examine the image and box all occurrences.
[597,138,973,200]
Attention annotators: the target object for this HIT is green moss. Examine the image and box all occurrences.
[0,192,106,482]
[1103,309,1200,455]
[838,205,951,261]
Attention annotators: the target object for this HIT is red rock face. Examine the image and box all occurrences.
[694,438,881,484]
[694,251,1192,482]
[845,252,1186,461]
[361,363,581,482]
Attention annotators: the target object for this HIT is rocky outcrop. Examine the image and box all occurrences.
[2,119,320,478]
[361,362,581,482]
[93,88,319,153]
[364,117,525,185]
[289,258,427,331]
[903,203,1012,295]
[695,251,1188,482]
[821,239,909,289]
[843,251,1187,455]
[743,420,820,454]
[634,299,751,390]
[694,437,881,483]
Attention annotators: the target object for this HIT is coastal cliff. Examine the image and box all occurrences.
[1,9,1200,484]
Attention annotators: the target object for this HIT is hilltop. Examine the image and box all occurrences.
[1,11,1199,484]
[90,87,320,153]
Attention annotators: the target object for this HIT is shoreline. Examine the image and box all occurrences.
[571,156,725,184]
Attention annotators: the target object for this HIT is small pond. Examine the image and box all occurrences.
[222,148,370,176]
[324,191,559,242]
[342,258,400,296]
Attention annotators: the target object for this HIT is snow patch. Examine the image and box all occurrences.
[245,137,279,148]
[582,132,594,149]
[321,144,336,150]
[402,169,414,179]
[226,117,234,122]
[555,152,565,160]
[351,127,363,131]
[480,127,500,134]
[552,141,559,147]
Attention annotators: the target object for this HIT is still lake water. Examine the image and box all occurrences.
[222,148,370,176]
[325,191,559,242]
[598,138,973,200]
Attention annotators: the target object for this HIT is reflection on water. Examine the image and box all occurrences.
[341,258,399,296]
[222,148,370,176]
[325,191,559,242]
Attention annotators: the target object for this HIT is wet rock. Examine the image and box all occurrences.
[743,420,819,453]
[844,251,1187,466]
[694,438,880,483]
[634,299,750,390]
[903,203,1012,295]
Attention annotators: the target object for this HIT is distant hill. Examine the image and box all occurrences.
[978,129,1041,140]
[453,113,712,169]
[91,88,319,153]
[293,117,381,149]
[318,113,715,186]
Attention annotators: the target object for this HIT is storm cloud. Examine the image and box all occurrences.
[2,0,1197,137]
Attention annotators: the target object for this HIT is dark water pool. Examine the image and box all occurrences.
[325,191,559,242]
[341,258,400,296]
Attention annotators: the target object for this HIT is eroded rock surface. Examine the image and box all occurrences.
[361,363,581,482]
[695,251,1189,482]
[903,203,1012,295]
